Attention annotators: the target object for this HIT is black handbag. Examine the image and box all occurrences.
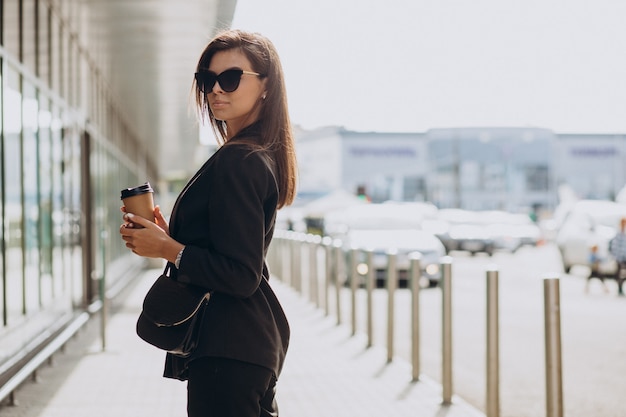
[136,264,211,357]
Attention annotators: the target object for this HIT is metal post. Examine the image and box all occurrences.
[486,266,500,417]
[441,256,453,404]
[290,235,299,290]
[349,248,359,336]
[410,253,422,381]
[310,236,321,306]
[334,240,344,325]
[386,250,398,363]
[302,234,311,300]
[268,234,278,278]
[282,234,288,282]
[366,249,375,348]
[279,235,286,280]
[323,237,333,316]
[544,277,563,417]
[99,228,108,351]
[297,234,306,293]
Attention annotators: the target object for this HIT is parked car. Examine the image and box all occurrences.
[323,203,425,240]
[482,211,543,252]
[435,209,495,255]
[341,228,446,287]
[555,200,626,273]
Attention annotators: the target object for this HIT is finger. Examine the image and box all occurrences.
[119,223,134,235]
[154,206,169,227]
[125,213,152,228]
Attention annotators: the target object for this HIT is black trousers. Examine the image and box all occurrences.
[187,357,278,417]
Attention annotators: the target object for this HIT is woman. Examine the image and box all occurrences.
[120,29,297,417]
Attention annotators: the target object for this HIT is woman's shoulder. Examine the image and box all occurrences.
[215,142,267,164]
[212,143,274,178]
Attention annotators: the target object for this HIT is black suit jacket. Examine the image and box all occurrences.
[163,140,289,380]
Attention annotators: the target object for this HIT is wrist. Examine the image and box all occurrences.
[175,246,185,269]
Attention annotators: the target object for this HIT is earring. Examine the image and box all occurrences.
[262,94,267,100]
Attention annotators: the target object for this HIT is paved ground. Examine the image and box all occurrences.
[0,268,485,417]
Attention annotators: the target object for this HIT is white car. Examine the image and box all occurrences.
[483,211,543,252]
[555,200,626,274]
[341,228,446,287]
[434,209,495,255]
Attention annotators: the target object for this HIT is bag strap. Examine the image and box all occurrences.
[163,263,172,278]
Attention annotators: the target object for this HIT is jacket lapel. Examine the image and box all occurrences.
[168,153,216,236]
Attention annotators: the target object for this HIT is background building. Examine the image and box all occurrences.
[296,127,428,203]
[295,126,626,214]
[554,134,626,201]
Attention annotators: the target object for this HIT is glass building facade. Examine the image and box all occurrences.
[0,0,153,361]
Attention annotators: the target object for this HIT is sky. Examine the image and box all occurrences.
[230,0,626,134]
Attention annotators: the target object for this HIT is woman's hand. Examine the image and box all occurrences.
[120,213,175,259]
[120,204,170,234]
[154,205,170,235]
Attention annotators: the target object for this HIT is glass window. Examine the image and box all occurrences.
[38,95,55,303]
[23,0,37,71]
[3,0,20,59]
[61,24,70,102]
[50,10,61,93]
[60,113,82,306]
[38,1,51,85]
[23,80,40,311]
[69,37,79,106]
[526,165,549,192]
[3,64,25,322]
[0,66,4,324]
[47,100,65,297]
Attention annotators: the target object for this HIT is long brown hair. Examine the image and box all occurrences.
[194,29,297,208]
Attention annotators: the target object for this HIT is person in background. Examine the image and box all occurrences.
[586,244,609,293]
[608,217,626,296]
[120,29,298,416]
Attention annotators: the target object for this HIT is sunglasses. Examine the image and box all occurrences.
[195,69,262,93]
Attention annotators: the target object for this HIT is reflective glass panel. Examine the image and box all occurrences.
[38,1,51,85]
[3,0,20,59]
[23,0,37,71]
[0,67,4,324]
[38,95,54,304]
[3,64,25,322]
[23,81,40,311]
[47,100,65,297]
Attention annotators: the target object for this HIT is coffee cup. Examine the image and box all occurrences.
[120,182,155,227]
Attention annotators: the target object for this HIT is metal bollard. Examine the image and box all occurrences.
[280,237,286,279]
[99,228,109,351]
[284,233,291,284]
[298,234,308,293]
[349,248,359,336]
[441,256,453,404]
[333,240,344,325]
[410,253,422,381]
[269,235,280,279]
[323,237,333,316]
[302,234,312,299]
[310,235,321,306]
[386,250,398,363]
[486,266,500,417]
[365,249,375,348]
[282,233,292,286]
[544,276,563,417]
[291,235,300,291]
